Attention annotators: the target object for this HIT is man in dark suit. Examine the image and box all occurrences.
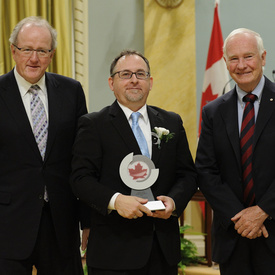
[71,50,197,275]
[196,28,275,275]
[0,16,89,274]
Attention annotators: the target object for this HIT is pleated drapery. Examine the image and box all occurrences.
[0,0,73,78]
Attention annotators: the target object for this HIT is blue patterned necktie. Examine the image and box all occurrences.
[29,85,48,159]
[29,85,49,201]
[131,112,150,158]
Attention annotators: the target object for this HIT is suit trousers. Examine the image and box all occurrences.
[219,235,275,275]
[0,202,83,275]
[88,234,178,275]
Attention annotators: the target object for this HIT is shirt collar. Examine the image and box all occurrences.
[117,101,149,124]
[236,75,265,105]
[14,66,47,97]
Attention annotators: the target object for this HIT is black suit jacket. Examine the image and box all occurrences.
[0,70,87,260]
[196,76,275,263]
[71,101,197,270]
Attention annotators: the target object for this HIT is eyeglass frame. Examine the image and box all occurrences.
[12,44,53,57]
[111,70,150,80]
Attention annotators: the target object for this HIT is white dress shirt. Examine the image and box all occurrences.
[14,67,49,129]
[118,102,152,157]
[108,102,152,210]
[236,75,264,134]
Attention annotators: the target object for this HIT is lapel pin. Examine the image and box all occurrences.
[270,98,274,101]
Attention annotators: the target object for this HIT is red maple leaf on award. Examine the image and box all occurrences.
[129,162,148,180]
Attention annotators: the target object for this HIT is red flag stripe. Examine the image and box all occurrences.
[198,0,230,217]
[205,3,224,70]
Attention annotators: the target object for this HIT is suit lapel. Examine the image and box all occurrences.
[147,106,163,164]
[220,89,242,170]
[0,70,42,159]
[220,78,275,171]
[109,101,141,155]
[109,102,164,163]
[44,73,63,161]
[254,78,275,147]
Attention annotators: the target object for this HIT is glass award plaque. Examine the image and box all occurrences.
[119,153,165,211]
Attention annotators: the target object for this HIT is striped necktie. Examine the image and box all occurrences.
[131,112,150,158]
[240,93,257,206]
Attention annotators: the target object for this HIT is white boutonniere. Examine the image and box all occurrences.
[152,127,175,149]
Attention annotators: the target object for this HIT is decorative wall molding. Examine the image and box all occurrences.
[155,0,183,9]
[73,0,89,103]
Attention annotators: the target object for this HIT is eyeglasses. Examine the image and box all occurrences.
[111,70,150,80]
[12,44,53,58]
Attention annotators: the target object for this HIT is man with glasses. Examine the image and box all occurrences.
[71,50,197,275]
[0,16,88,274]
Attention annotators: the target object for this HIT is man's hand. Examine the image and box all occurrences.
[152,196,174,220]
[115,194,153,219]
[231,205,269,239]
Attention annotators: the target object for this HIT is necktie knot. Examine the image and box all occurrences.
[131,112,141,125]
[243,93,257,103]
[29,85,40,95]
[131,112,150,158]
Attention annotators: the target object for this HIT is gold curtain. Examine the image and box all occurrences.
[73,0,89,105]
[144,0,197,157]
[144,0,202,234]
[0,0,73,77]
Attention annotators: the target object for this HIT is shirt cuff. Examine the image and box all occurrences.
[172,199,177,216]
[108,192,120,210]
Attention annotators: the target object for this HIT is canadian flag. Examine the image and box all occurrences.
[198,0,231,136]
[198,0,230,217]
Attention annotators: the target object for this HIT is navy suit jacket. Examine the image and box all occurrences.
[0,69,87,260]
[71,101,197,270]
[196,76,275,263]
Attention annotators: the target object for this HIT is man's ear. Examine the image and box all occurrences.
[108,76,114,91]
